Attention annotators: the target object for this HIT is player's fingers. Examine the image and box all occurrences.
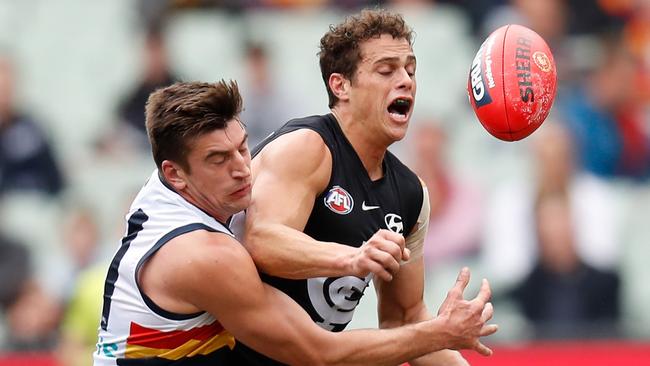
[480,323,499,337]
[369,238,403,261]
[480,302,494,323]
[449,267,470,299]
[474,341,493,357]
[474,278,492,304]
[402,247,411,261]
[376,229,406,250]
[362,258,393,282]
[368,247,400,276]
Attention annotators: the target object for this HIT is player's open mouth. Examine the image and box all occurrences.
[387,98,412,122]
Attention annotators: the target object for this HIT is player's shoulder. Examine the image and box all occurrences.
[257,127,330,168]
[142,228,256,312]
[286,113,331,126]
[272,114,332,148]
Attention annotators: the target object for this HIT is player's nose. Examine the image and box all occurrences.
[396,68,414,90]
[231,152,251,179]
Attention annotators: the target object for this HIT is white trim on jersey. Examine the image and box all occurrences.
[94,170,235,366]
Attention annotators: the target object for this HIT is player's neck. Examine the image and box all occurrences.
[331,108,386,180]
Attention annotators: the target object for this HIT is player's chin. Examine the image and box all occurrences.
[228,196,251,214]
[384,114,410,140]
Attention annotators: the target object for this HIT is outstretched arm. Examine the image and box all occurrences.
[376,258,468,366]
[141,230,497,365]
[375,183,469,365]
[244,128,407,280]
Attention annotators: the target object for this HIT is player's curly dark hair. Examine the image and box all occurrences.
[145,80,243,172]
[319,9,414,108]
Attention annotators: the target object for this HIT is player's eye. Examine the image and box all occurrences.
[406,65,416,77]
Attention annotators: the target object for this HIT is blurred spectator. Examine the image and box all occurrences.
[240,42,294,147]
[117,24,177,143]
[435,0,506,35]
[4,280,63,351]
[258,0,327,7]
[509,191,620,339]
[56,203,125,365]
[0,231,62,351]
[480,0,568,45]
[481,0,623,40]
[568,0,625,35]
[0,233,30,314]
[102,24,179,155]
[410,121,484,265]
[62,206,102,270]
[557,32,650,180]
[481,123,623,291]
[58,205,104,299]
[620,0,650,103]
[605,0,650,156]
[57,265,106,366]
[0,57,64,197]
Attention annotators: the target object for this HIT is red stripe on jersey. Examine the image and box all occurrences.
[127,321,225,349]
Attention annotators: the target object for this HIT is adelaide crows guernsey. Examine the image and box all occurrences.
[94,170,236,366]
[252,113,424,331]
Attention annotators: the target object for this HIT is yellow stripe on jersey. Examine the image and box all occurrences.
[125,330,235,360]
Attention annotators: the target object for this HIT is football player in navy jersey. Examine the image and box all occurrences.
[238,8,495,366]
[94,80,497,366]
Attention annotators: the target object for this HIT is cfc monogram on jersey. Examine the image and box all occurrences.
[233,113,424,366]
[252,113,422,331]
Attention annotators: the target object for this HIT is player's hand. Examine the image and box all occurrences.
[348,229,409,281]
[435,267,498,356]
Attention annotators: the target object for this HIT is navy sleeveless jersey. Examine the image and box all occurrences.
[232,114,423,365]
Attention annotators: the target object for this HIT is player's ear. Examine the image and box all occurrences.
[329,73,350,102]
[161,160,187,190]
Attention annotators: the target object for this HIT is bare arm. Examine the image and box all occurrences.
[140,230,496,365]
[375,184,469,365]
[245,129,407,280]
[376,258,468,366]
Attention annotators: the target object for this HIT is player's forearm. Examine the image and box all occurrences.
[378,295,431,329]
[408,349,469,366]
[239,285,449,366]
[379,301,467,365]
[245,222,355,279]
[323,319,452,366]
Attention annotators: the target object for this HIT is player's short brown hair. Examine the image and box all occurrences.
[145,80,243,171]
[319,9,414,108]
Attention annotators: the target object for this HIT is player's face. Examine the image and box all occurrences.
[182,119,252,222]
[350,34,416,143]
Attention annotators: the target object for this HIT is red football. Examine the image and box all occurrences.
[467,24,557,141]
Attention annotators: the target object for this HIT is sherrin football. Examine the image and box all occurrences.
[467,24,557,141]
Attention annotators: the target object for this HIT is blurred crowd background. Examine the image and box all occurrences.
[0,0,649,364]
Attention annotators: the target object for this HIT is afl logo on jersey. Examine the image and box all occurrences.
[384,213,403,234]
[324,186,354,215]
